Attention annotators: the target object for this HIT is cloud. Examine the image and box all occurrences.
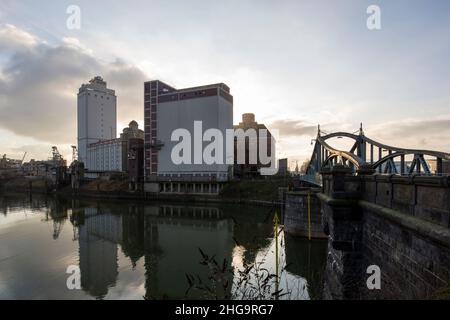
[268,119,317,138]
[0,24,38,53]
[0,24,147,146]
[368,117,450,153]
[9,144,55,161]
[61,37,93,55]
[268,116,450,167]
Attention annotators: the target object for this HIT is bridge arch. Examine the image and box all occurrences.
[302,125,450,186]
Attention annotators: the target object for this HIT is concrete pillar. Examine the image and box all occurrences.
[320,164,364,300]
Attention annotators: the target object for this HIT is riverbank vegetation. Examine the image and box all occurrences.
[219,177,293,201]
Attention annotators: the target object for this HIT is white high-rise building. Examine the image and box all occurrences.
[77,76,117,168]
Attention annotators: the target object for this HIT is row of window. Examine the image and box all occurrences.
[144,97,157,104]
[144,119,157,127]
[143,90,157,99]
[159,173,227,178]
[87,92,111,100]
[144,106,157,113]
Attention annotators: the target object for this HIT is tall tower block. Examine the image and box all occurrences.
[77,76,117,167]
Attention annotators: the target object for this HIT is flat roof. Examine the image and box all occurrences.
[145,80,230,95]
[88,138,124,147]
[169,83,230,94]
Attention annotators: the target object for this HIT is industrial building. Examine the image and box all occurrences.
[86,120,144,173]
[19,147,68,185]
[233,113,274,178]
[0,154,24,170]
[76,76,144,176]
[143,80,233,194]
[278,158,289,176]
[86,139,127,172]
[77,76,117,167]
[128,137,144,190]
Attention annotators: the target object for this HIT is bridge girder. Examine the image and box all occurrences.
[305,126,450,180]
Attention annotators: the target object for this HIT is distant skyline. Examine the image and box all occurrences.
[0,0,449,167]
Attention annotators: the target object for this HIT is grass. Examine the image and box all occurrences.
[432,286,450,300]
[219,177,293,201]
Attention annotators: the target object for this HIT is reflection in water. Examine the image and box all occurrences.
[79,209,121,298]
[284,235,328,299]
[142,206,234,299]
[0,193,327,299]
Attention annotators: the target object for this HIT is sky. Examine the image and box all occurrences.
[0,0,449,167]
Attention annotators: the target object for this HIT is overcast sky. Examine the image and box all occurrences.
[0,0,449,166]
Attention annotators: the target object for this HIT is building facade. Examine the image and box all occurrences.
[128,138,144,187]
[233,113,274,178]
[77,76,117,167]
[86,121,144,173]
[143,80,233,181]
[278,158,288,176]
[86,138,127,172]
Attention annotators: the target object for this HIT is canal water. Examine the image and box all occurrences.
[0,193,327,300]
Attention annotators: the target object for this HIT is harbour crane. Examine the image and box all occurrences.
[21,152,27,164]
[20,152,27,168]
[52,146,62,162]
[51,146,66,168]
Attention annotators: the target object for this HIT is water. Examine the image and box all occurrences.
[0,193,327,300]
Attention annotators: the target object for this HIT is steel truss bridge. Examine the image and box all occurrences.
[302,124,450,186]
